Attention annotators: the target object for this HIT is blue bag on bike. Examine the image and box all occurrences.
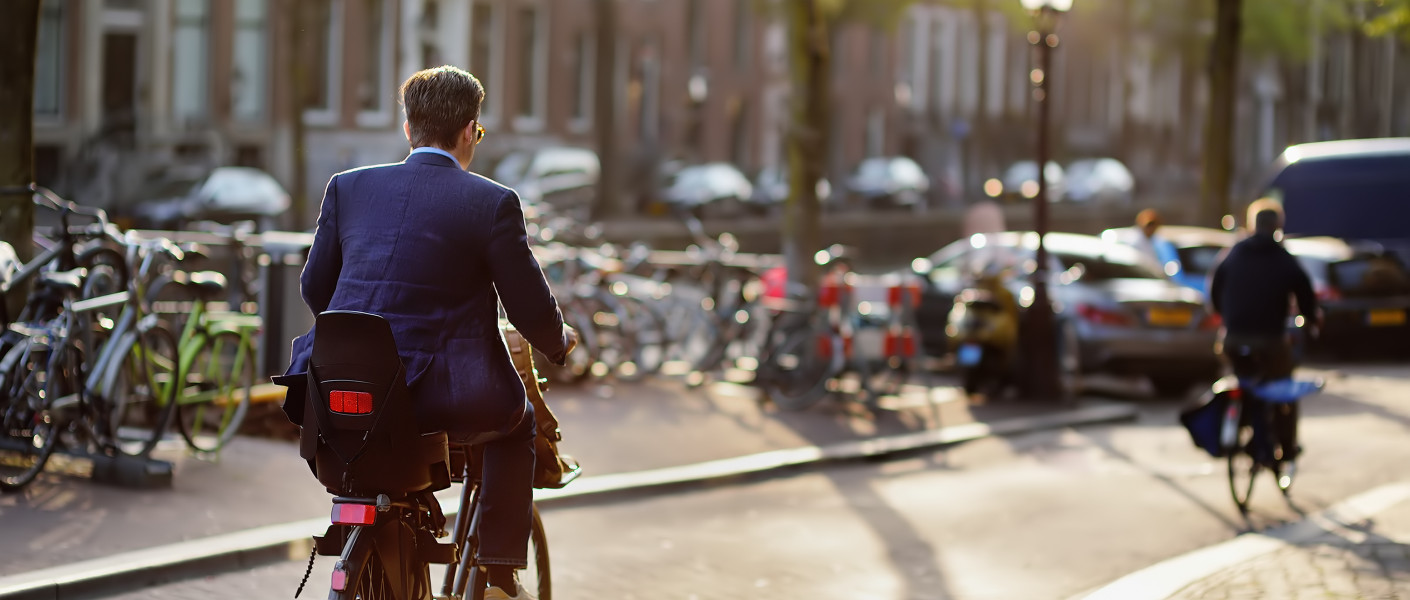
[1180,388,1231,458]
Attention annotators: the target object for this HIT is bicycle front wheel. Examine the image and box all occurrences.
[176,331,254,453]
[105,325,180,458]
[1228,421,1260,515]
[0,340,59,492]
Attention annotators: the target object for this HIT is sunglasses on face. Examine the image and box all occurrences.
[474,122,487,144]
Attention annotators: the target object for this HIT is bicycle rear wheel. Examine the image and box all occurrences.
[1228,421,1260,515]
[105,325,180,457]
[763,321,835,412]
[0,340,59,493]
[331,528,395,600]
[176,331,254,453]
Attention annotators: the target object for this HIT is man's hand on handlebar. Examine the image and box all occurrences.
[564,325,580,356]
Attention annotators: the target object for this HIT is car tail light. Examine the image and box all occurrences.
[1077,304,1133,327]
[1316,284,1341,302]
[1199,313,1223,331]
[331,566,349,591]
[332,503,377,526]
[329,390,372,414]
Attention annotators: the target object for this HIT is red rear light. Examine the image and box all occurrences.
[1199,313,1223,331]
[329,390,373,414]
[332,503,377,526]
[1077,304,1134,327]
[1228,387,1243,401]
[331,567,349,591]
[1316,284,1341,302]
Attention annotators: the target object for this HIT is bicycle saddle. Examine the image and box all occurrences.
[172,270,228,300]
[40,268,87,293]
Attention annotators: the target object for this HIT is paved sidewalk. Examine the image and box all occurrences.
[1169,499,1410,598]
[0,375,1114,579]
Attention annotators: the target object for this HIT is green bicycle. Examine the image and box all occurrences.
[153,270,259,454]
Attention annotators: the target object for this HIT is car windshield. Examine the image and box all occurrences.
[1176,245,1225,276]
[1055,252,1163,281]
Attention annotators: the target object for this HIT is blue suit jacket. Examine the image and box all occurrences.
[286,151,569,436]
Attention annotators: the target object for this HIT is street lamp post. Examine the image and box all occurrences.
[1020,0,1071,401]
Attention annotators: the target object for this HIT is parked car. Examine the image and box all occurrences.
[845,156,930,211]
[1283,237,1410,355]
[493,146,599,217]
[912,231,1222,395]
[987,161,1066,203]
[1104,225,1235,294]
[1064,158,1135,204]
[131,166,290,230]
[1255,137,1410,264]
[661,163,754,218]
[749,166,833,214]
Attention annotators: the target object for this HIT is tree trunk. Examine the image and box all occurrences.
[286,0,310,230]
[783,0,829,291]
[0,0,40,265]
[593,0,621,220]
[1201,0,1241,226]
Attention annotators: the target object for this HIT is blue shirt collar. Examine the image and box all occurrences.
[410,146,461,167]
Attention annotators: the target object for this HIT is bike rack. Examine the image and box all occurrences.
[0,437,174,489]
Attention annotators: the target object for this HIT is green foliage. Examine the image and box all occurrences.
[1363,0,1410,40]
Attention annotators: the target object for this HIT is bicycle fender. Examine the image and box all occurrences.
[95,329,142,394]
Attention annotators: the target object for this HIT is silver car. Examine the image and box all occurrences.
[914,231,1222,395]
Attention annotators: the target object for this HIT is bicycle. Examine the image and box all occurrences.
[150,268,259,454]
[277,311,570,600]
[1218,342,1323,515]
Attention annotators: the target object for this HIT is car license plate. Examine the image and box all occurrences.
[1368,309,1407,327]
[1147,307,1193,327]
[957,344,983,367]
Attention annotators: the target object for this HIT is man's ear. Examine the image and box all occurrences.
[403,121,411,143]
[462,121,478,145]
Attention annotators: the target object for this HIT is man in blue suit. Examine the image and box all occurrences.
[287,65,572,600]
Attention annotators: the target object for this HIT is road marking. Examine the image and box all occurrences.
[1082,481,1410,600]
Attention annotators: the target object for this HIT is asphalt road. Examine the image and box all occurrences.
[94,362,1410,600]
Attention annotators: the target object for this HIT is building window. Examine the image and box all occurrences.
[514,5,546,126]
[232,0,267,122]
[571,31,595,125]
[420,0,442,67]
[470,1,499,124]
[357,0,394,126]
[173,0,210,123]
[734,0,752,72]
[301,0,341,123]
[35,0,63,118]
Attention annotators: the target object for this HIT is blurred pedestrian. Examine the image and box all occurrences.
[1128,209,1180,274]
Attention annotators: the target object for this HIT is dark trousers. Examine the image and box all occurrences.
[1223,334,1299,462]
[447,401,537,568]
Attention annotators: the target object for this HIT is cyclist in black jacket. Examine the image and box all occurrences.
[1208,200,1320,464]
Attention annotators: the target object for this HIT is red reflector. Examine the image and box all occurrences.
[331,568,349,591]
[329,390,373,414]
[332,503,377,526]
[1228,388,1243,401]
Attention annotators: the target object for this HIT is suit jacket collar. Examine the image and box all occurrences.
[405,151,462,169]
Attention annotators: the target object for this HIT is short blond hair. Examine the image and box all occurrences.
[1246,198,1284,232]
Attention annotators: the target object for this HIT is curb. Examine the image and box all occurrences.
[1081,481,1410,600]
[0,401,1137,600]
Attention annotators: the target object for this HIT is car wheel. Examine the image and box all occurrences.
[1057,321,1083,401]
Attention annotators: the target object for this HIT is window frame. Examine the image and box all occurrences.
[34,0,65,122]
[469,0,503,128]
[512,3,549,132]
[231,0,269,123]
[302,0,343,127]
[355,0,397,128]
